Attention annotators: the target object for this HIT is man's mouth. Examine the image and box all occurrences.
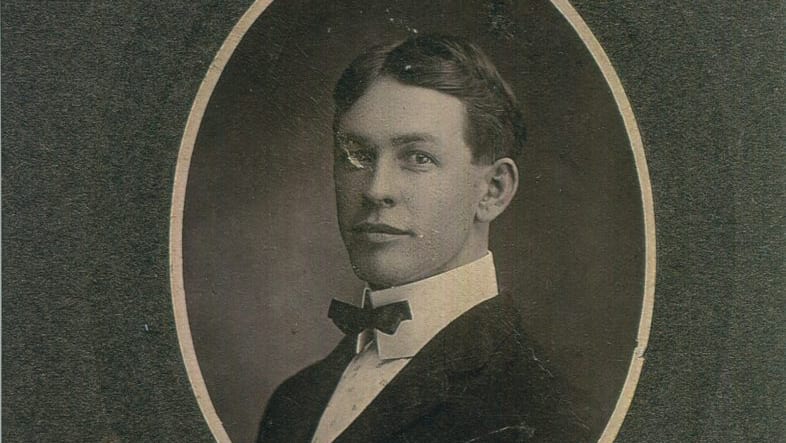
[351,222,413,242]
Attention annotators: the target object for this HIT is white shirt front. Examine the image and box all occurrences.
[311,253,499,443]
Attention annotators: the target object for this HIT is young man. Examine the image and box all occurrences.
[258,35,591,443]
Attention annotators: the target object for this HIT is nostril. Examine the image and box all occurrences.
[362,194,395,208]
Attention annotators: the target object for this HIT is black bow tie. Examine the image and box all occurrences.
[328,297,412,335]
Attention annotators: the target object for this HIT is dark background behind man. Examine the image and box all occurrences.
[258,34,593,442]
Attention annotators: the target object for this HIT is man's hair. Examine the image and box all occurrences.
[333,34,526,164]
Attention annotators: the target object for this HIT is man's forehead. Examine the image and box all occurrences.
[335,130,441,147]
[343,77,465,115]
[334,78,467,146]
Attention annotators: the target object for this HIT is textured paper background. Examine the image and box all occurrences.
[3,2,784,442]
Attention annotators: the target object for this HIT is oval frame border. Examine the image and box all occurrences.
[168,1,656,441]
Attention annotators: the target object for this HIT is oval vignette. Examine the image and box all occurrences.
[170,1,656,442]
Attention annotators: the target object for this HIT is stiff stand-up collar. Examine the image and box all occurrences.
[355,252,498,359]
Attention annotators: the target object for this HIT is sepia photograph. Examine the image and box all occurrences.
[172,1,653,441]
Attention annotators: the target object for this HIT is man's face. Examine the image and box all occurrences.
[334,77,489,288]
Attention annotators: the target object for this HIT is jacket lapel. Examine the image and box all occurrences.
[295,335,358,441]
[334,295,515,442]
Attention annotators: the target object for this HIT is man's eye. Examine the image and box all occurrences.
[342,149,375,168]
[406,151,436,166]
[350,150,375,163]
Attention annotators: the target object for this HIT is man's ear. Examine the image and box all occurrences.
[476,157,519,223]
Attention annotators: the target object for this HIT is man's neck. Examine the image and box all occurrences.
[360,252,499,359]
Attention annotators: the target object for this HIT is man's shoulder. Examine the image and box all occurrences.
[258,335,356,442]
[269,334,355,399]
[423,291,533,367]
[412,292,595,442]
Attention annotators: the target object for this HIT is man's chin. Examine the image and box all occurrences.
[352,268,405,290]
[349,253,420,289]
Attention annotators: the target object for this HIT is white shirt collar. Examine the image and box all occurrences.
[355,252,499,359]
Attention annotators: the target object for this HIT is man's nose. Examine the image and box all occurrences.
[363,158,398,208]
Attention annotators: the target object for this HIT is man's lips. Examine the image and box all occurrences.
[351,222,413,236]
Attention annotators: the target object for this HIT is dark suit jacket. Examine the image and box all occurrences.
[258,293,594,443]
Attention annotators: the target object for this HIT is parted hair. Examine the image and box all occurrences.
[333,34,526,164]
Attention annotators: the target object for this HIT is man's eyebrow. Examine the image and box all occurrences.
[390,133,440,146]
[335,131,374,147]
